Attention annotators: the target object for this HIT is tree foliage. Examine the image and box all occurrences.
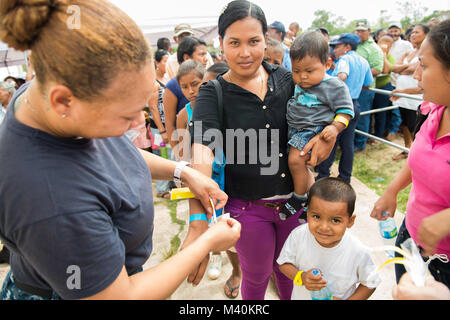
[307,2,447,36]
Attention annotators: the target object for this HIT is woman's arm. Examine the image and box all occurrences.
[175,109,188,160]
[179,143,216,286]
[138,149,226,214]
[83,218,241,299]
[370,162,412,220]
[382,55,392,75]
[391,63,408,74]
[163,88,179,149]
[148,86,168,144]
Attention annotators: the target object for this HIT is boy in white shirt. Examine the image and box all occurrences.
[277,177,381,300]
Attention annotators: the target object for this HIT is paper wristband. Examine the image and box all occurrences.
[334,115,349,128]
[189,213,209,224]
[293,270,304,286]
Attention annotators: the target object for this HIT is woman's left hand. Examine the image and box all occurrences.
[182,166,228,216]
[300,133,336,167]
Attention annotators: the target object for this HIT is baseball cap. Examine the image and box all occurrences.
[268,21,286,35]
[355,19,369,31]
[329,33,361,47]
[174,23,194,37]
[388,22,402,30]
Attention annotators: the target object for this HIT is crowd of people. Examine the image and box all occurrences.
[0,0,448,301]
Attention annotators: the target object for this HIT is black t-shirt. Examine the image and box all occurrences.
[190,62,295,200]
[0,83,154,299]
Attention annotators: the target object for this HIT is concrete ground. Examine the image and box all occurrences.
[0,165,404,300]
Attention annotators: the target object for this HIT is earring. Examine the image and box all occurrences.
[62,114,67,119]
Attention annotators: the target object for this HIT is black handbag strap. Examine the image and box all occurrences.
[211,79,224,132]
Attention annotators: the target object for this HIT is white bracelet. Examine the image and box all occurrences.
[173,161,190,188]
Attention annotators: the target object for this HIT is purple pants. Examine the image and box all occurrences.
[225,197,302,300]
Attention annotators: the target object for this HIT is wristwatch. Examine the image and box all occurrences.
[174,161,190,188]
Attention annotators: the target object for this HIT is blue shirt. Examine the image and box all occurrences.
[0,83,154,299]
[332,51,373,99]
[166,78,189,114]
[282,43,292,71]
[186,102,225,215]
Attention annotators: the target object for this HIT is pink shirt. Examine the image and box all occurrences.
[406,103,450,257]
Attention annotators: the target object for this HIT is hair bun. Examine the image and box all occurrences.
[0,0,58,51]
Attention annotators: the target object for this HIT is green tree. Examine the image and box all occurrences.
[373,9,392,30]
[309,9,349,36]
[396,0,430,28]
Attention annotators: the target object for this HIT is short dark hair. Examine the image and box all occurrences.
[218,0,267,39]
[207,62,230,75]
[177,36,207,65]
[428,19,450,70]
[157,37,171,51]
[176,59,205,83]
[308,177,356,216]
[290,31,329,65]
[154,49,169,63]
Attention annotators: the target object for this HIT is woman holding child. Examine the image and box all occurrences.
[183,0,344,300]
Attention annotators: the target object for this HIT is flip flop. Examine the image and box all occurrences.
[224,278,240,299]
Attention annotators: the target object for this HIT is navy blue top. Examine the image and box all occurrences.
[0,83,154,299]
[165,77,190,114]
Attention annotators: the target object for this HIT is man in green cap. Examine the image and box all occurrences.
[354,19,384,151]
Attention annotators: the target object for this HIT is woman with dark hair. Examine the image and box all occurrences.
[372,19,450,289]
[154,49,170,86]
[182,0,336,300]
[390,23,430,160]
[164,36,209,151]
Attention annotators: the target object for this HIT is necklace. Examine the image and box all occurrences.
[23,94,39,117]
[227,67,265,99]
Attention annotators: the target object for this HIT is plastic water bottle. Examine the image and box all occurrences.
[379,211,398,258]
[310,270,333,300]
[159,142,168,159]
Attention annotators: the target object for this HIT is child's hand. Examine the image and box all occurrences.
[302,269,328,291]
[321,125,339,142]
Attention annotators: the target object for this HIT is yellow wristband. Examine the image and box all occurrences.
[293,271,304,286]
[334,115,349,128]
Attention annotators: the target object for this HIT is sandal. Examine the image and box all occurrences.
[156,191,170,199]
[224,277,240,299]
[392,151,408,161]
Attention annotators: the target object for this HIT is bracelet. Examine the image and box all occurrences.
[174,161,190,188]
[334,115,349,128]
[189,213,209,223]
[160,130,166,134]
[293,271,304,286]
